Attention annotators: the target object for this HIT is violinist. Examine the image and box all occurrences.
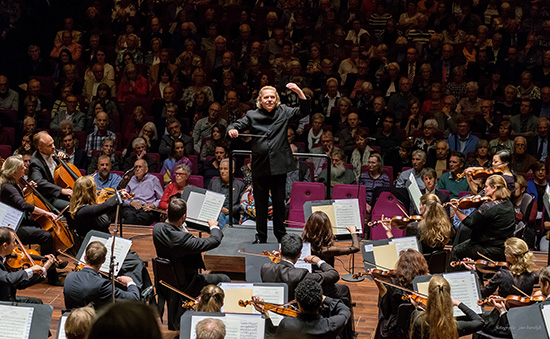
[0,155,67,285]
[252,279,351,339]
[196,285,224,312]
[373,249,429,339]
[0,227,58,302]
[463,237,538,298]
[409,275,484,339]
[465,150,515,195]
[63,241,139,310]
[450,175,515,262]
[29,131,72,210]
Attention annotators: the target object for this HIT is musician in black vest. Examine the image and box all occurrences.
[228,83,310,243]
[152,198,230,329]
[29,131,72,210]
[0,227,57,302]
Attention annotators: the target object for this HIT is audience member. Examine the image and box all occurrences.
[396,149,427,189]
[447,116,479,154]
[207,158,245,227]
[511,136,537,175]
[122,159,163,225]
[437,151,470,198]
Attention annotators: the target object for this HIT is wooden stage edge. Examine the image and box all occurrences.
[20,224,550,339]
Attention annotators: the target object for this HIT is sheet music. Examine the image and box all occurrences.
[79,235,132,275]
[253,286,286,326]
[57,315,68,339]
[444,272,482,316]
[311,205,337,228]
[0,305,34,339]
[407,172,422,214]
[333,199,362,234]
[197,191,225,222]
[294,242,312,272]
[390,237,419,255]
[542,304,550,336]
[220,283,254,314]
[0,202,24,230]
[190,314,264,339]
[544,186,550,219]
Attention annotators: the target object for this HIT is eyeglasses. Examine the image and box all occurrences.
[175,172,186,176]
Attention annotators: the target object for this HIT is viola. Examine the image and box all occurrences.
[477,295,546,308]
[353,269,396,282]
[449,259,508,274]
[443,196,492,210]
[53,152,82,189]
[238,299,301,317]
[22,178,75,252]
[5,247,44,271]
[367,215,423,229]
[456,168,503,180]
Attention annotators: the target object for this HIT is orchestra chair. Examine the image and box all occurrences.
[369,191,407,240]
[332,184,367,231]
[423,250,450,274]
[187,175,204,188]
[152,257,184,331]
[397,303,415,335]
[287,182,325,227]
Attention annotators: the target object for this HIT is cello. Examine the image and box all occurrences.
[22,178,75,252]
[53,151,82,189]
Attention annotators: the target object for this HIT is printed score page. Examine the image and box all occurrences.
[0,304,34,339]
[294,242,312,272]
[541,304,550,336]
[190,314,264,339]
[57,315,68,339]
[390,237,419,255]
[407,172,422,214]
[372,243,399,270]
[79,235,132,275]
[197,191,225,222]
[0,202,24,230]
[333,199,362,235]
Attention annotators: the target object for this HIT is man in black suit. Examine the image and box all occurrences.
[228,83,310,243]
[61,131,88,171]
[254,279,351,339]
[433,44,465,86]
[528,118,550,162]
[0,227,56,303]
[29,131,73,210]
[152,198,230,329]
[63,241,139,310]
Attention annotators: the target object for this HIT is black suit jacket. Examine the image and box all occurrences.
[421,189,450,205]
[29,151,62,200]
[63,267,140,310]
[0,258,42,301]
[527,136,550,161]
[152,222,223,297]
[261,260,339,300]
[71,148,88,171]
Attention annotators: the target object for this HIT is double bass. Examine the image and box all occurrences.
[22,178,74,252]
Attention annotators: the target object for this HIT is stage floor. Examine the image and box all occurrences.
[19,224,550,338]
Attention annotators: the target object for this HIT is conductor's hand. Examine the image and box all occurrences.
[286,82,306,99]
[61,188,73,197]
[228,129,239,138]
[207,220,219,229]
[117,276,134,286]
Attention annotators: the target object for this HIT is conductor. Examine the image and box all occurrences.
[228,83,310,243]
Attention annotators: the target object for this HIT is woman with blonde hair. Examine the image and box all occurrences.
[410,275,483,339]
[138,121,159,153]
[301,211,360,268]
[450,174,515,261]
[68,176,131,236]
[307,113,325,151]
[196,285,225,313]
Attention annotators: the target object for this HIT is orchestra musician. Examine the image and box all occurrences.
[29,131,73,210]
[0,155,68,284]
[63,241,140,310]
[373,249,429,339]
[253,279,351,339]
[465,150,515,195]
[0,226,58,303]
[409,275,484,339]
[196,285,225,312]
[450,175,515,261]
[228,83,310,244]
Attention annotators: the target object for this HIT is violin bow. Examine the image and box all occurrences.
[512,285,530,298]
[373,278,428,298]
[363,260,393,271]
[58,249,125,286]
[160,280,196,301]
[396,204,410,218]
[284,219,357,230]
[476,252,496,264]
[54,205,70,221]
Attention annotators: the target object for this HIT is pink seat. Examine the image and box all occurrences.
[147,153,161,172]
[332,184,367,233]
[188,155,199,175]
[74,131,87,150]
[287,182,326,227]
[79,169,86,176]
[112,171,124,177]
[187,175,204,188]
[0,109,17,125]
[0,145,11,158]
[369,191,407,240]
[149,172,164,188]
[523,173,535,181]
[458,191,471,198]
[371,146,381,154]
[4,127,14,145]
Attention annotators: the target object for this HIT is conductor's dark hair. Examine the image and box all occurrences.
[168,198,187,222]
[280,233,303,260]
[295,279,323,313]
[87,301,162,339]
[85,241,107,266]
[0,227,14,246]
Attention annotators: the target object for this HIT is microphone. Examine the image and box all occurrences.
[114,189,123,205]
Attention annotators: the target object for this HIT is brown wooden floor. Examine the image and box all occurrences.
[20,225,550,338]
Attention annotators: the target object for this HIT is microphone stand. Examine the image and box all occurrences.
[110,190,124,302]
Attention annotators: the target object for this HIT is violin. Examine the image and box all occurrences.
[367,215,423,229]
[449,259,508,274]
[182,300,197,309]
[5,247,44,271]
[53,151,82,189]
[22,178,75,252]
[97,187,116,204]
[352,269,396,282]
[477,295,546,308]
[456,168,503,180]
[58,250,124,285]
[238,299,301,317]
[443,196,492,210]
[402,294,428,307]
[238,250,281,263]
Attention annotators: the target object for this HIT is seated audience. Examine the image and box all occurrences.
[207,159,245,227]
[359,153,391,213]
[88,137,122,173]
[396,150,427,189]
[92,155,122,190]
[317,148,357,188]
[123,137,160,173]
[437,151,470,198]
[159,164,190,210]
[122,159,163,225]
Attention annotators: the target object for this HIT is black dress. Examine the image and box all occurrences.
[480,267,539,298]
[410,303,484,338]
[375,277,410,339]
[67,196,117,237]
